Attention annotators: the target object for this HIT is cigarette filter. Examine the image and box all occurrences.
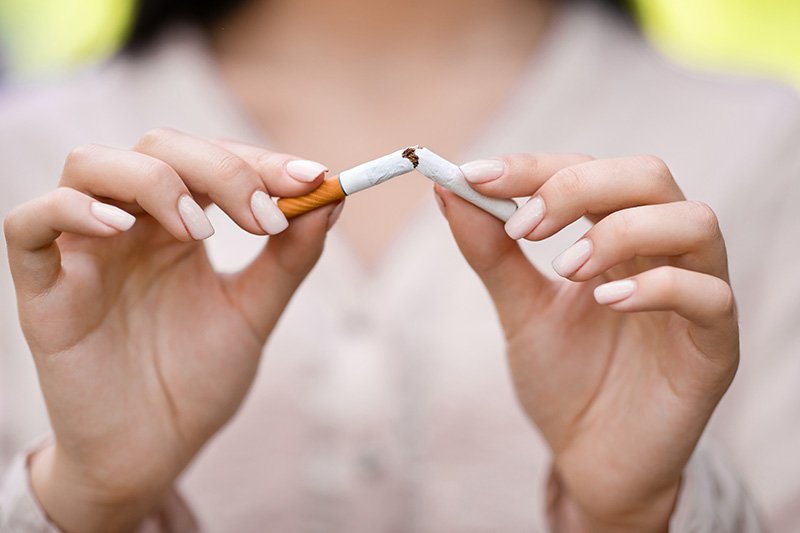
[277,148,415,219]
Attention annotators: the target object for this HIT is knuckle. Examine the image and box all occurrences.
[551,165,588,197]
[635,155,678,195]
[255,151,280,172]
[606,210,636,241]
[141,159,177,189]
[649,265,679,294]
[64,143,100,170]
[713,279,736,316]
[515,153,540,177]
[40,188,73,217]
[687,200,721,237]
[213,154,251,184]
[136,127,176,151]
[3,205,25,240]
[637,154,672,182]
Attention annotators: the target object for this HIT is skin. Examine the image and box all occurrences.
[213,0,552,265]
[3,0,739,531]
[5,130,341,531]
[437,154,738,531]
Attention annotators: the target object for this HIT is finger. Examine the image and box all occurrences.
[504,155,686,241]
[135,128,287,235]
[210,139,328,198]
[222,200,342,341]
[4,188,135,295]
[460,153,593,197]
[593,266,735,330]
[436,185,550,338]
[60,143,208,241]
[554,201,729,281]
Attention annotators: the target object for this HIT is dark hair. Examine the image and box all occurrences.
[124,0,632,53]
[124,0,244,52]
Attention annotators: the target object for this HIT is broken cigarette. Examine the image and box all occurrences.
[277,146,518,221]
[277,148,415,219]
[414,147,518,221]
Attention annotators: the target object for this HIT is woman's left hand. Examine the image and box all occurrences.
[437,154,739,531]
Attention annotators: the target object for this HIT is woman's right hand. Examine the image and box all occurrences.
[3,128,340,532]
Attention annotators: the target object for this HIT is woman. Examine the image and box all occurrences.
[1,0,798,531]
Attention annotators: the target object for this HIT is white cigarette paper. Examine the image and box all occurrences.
[335,146,518,222]
[338,149,416,195]
[415,147,518,222]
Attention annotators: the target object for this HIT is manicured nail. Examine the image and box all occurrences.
[594,279,637,305]
[552,238,592,277]
[178,194,215,240]
[286,160,328,182]
[434,190,446,216]
[460,159,505,184]
[327,201,345,230]
[90,202,136,231]
[251,190,289,235]
[504,196,545,240]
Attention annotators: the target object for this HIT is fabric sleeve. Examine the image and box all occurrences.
[668,440,762,532]
[543,439,762,532]
[0,444,199,533]
[0,452,57,533]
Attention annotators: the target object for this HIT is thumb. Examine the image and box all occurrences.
[225,201,342,341]
[436,185,549,337]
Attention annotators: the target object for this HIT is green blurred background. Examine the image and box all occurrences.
[0,0,798,87]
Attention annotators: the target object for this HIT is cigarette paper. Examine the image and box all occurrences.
[414,147,518,221]
[338,148,416,195]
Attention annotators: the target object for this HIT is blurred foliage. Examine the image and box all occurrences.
[0,0,133,78]
[634,0,800,86]
[0,0,798,87]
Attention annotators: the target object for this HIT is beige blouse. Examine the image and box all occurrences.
[2,3,799,531]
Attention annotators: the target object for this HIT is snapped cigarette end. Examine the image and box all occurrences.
[402,147,420,168]
[414,147,518,222]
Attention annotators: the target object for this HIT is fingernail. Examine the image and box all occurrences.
[327,201,344,230]
[552,238,592,277]
[460,159,505,184]
[594,279,637,305]
[178,194,215,240]
[504,196,545,240]
[286,160,328,182]
[90,202,136,231]
[434,189,446,216]
[251,190,289,235]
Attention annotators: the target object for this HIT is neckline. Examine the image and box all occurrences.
[123,3,620,280]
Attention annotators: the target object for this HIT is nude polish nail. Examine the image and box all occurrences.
[504,196,545,240]
[594,279,637,305]
[90,202,136,231]
[178,194,215,240]
[286,160,328,182]
[552,238,592,277]
[460,159,505,184]
[251,190,289,235]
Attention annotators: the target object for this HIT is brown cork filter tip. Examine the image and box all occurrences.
[277,177,347,219]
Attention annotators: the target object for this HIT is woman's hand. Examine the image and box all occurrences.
[438,154,739,532]
[3,128,340,532]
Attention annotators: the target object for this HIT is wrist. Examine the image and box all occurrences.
[551,474,680,533]
[30,444,167,533]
